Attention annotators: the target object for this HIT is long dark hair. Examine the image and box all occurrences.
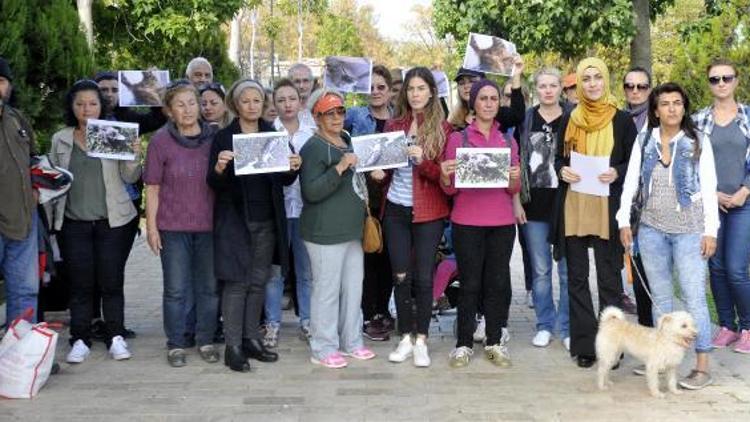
[395,66,445,160]
[63,79,104,127]
[647,82,701,158]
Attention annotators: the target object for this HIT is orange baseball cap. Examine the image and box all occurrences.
[563,73,577,89]
[312,93,344,115]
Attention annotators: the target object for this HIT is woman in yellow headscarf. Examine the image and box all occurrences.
[550,58,637,368]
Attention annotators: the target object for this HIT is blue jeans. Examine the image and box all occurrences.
[521,221,569,338]
[0,210,39,325]
[160,231,218,349]
[709,201,750,331]
[264,218,312,327]
[638,224,712,353]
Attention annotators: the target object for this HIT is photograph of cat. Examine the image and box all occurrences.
[463,33,517,77]
[118,70,170,107]
[232,132,291,176]
[323,56,373,94]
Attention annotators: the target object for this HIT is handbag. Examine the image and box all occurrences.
[629,128,653,236]
[362,203,383,253]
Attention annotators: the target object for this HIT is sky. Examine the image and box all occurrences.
[356,0,431,41]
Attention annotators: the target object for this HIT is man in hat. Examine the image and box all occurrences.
[0,57,40,324]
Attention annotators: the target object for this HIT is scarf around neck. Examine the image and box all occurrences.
[626,102,648,132]
[167,120,216,149]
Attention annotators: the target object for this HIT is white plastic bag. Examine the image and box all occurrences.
[0,310,58,398]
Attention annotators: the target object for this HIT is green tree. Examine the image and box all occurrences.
[0,0,95,151]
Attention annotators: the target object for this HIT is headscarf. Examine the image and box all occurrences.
[563,58,617,156]
[468,79,500,112]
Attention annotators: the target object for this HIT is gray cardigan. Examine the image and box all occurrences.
[48,127,141,230]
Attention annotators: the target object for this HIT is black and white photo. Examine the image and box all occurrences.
[527,129,559,188]
[232,132,290,175]
[352,131,409,172]
[118,70,170,107]
[323,56,373,94]
[462,33,517,77]
[85,119,139,161]
[432,70,449,98]
[455,147,510,188]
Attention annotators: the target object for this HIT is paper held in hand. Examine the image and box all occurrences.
[569,151,610,197]
[455,147,510,188]
[352,131,409,172]
[232,132,290,175]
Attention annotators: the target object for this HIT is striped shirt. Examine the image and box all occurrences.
[387,166,413,207]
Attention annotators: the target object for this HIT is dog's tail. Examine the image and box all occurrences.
[599,306,626,324]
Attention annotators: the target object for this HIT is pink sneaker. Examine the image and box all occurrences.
[712,327,740,348]
[733,330,750,354]
[342,347,376,360]
[310,352,348,368]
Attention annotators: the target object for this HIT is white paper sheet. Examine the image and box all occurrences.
[569,151,610,197]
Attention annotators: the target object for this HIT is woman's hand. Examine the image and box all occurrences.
[598,167,618,184]
[620,227,633,252]
[513,194,527,225]
[215,150,235,174]
[369,169,386,181]
[407,145,424,165]
[147,229,162,256]
[701,236,717,259]
[511,55,525,86]
[509,165,520,184]
[440,159,457,186]
[131,137,142,158]
[560,166,581,184]
[289,154,302,171]
[728,187,749,208]
[336,153,358,175]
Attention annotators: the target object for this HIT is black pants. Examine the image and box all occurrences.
[92,214,139,321]
[631,252,654,327]
[383,201,443,336]
[518,224,533,292]
[565,236,624,357]
[454,224,515,348]
[362,222,392,322]
[61,218,131,346]
[222,221,275,347]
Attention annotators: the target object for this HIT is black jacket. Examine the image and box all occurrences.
[112,106,168,134]
[550,109,637,263]
[207,118,297,282]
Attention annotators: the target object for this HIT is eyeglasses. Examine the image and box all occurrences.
[708,75,736,85]
[320,107,346,118]
[623,83,650,92]
[371,84,388,92]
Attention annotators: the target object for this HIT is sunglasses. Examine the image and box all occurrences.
[371,84,388,92]
[623,82,650,92]
[320,107,346,118]
[708,75,736,85]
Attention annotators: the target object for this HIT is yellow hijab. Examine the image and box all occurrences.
[563,58,618,156]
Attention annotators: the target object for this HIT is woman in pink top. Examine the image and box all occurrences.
[440,79,520,368]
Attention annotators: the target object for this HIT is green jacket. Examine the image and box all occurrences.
[299,133,365,245]
[0,105,36,240]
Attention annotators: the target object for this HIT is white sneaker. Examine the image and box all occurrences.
[484,343,512,367]
[526,290,534,308]
[500,327,510,345]
[109,335,131,360]
[413,338,431,367]
[67,340,90,363]
[388,335,413,363]
[532,330,552,347]
[473,316,486,343]
[563,337,571,351]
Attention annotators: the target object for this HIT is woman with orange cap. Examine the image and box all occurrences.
[550,58,637,368]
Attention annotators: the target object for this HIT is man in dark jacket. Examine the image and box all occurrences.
[0,57,40,325]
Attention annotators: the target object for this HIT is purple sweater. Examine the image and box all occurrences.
[442,120,520,227]
[143,127,214,232]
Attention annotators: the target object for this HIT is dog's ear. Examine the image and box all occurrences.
[656,314,673,331]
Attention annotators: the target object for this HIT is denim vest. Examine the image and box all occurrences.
[344,106,392,136]
[640,130,701,208]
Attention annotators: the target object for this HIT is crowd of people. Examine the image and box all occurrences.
[1,51,749,393]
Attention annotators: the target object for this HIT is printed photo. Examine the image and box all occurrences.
[323,56,373,94]
[432,70,449,98]
[118,70,170,107]
[85,119,139,161]
[528,130,559,188]
[233,132,291,175]
[455,147,510,188]
[352,131,409,172]
[462,33,517,77]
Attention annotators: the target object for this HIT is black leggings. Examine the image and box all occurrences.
[383,201,443,336]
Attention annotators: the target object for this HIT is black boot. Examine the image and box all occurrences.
[243,338,279,362]
[224,345,250,372]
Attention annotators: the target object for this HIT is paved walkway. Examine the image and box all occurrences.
[3,237,750,421]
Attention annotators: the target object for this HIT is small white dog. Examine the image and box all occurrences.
[595,306,697,398]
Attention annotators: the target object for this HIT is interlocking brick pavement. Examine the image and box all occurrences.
[2,236,749,421]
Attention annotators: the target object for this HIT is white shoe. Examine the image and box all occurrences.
[532,330,552,347]
[473,316,486,343]
[413,338,431,367]
[526,290,534,308]
[67,339,90,363]
[388,335,413,363]
[500,327,510,346]
[109,335,131,360]
[562,337,571,351]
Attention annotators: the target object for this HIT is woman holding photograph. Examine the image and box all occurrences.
[207,78,300,372]
[551,58,637,368]
[49,80,141,364]
[200,83,232,129]
[144,80,220,367]
[299,89,375,369]
[371,67,452,368]
[439,79,521,368]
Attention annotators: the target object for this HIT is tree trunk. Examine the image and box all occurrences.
[228,11,242,68]
[270,0,276,84]
[630,0,652,73]
[76,0,94,49]
[250,9,257,79]
[297,0,304,61]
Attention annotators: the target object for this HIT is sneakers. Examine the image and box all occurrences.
[363,319,389,341]
[678,370,713,390]
[413,337,431,367]
[484,344,512,367]
[109,335,131,360]
[532,330,552,347]
[67,340,91,363]
[167,348,187,367]
[526,290,534,308]
[632,364,664,376]
[342,347,376,360]
[198,344,220,363]
[712,327,740,348]
[734,329,750,354]
[449,346,473,368]
[299,322,312,343]
[562,337,570,351]
[500,327,510,346]
[263,323,279,348]
[473,316,486,343]
[311,352,347,369]
[388,335,414,363]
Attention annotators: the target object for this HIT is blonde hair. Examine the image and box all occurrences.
[395,67,446,160]
[225,78,265,117]
[164,83,200,109]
